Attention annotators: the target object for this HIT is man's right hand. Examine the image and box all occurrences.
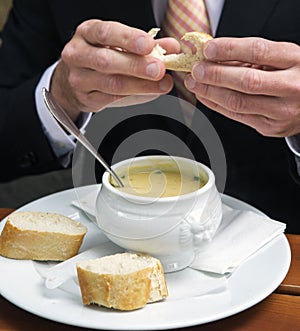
[50,20,179,121]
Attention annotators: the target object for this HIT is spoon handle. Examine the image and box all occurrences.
[42,88,124,187]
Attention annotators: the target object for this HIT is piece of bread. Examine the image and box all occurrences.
[149,28,213,72]
[0,211,87,261]
[76,252,168,311]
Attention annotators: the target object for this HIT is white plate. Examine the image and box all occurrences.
[0,186,291,330]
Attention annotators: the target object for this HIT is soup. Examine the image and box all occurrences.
[110,161,207,198]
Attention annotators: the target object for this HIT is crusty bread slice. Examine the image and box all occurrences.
[149,28,213,72]
[76,252,168,311]
[0,211,87,261]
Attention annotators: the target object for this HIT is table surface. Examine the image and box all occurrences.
[1,208,300,331]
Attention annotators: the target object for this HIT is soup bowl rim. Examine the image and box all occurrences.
[102,155,215,203]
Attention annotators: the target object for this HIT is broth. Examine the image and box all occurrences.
[110,162,207,198]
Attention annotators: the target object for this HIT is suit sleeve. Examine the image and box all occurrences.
[0,0,64,182]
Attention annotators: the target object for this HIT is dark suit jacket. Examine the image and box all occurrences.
[0,0,300,232]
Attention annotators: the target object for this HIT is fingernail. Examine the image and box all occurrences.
[185,75,196,90]
[146,62,160,78]
[136,36,148,53]
[193,64,205,81]
[159,78,171,92]
[203,42,217,59]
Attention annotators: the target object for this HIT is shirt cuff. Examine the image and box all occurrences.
[35,61,92,167]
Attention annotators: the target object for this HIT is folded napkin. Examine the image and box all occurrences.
[71,192,286,275]
[190,204,285,274]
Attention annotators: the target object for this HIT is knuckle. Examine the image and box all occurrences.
[223,39,235,58]
[210,65,223,84]
[78,91,89,105]
[241,69,262,93]
[75,19,94,36]
[96,21,112,44]
[128,58,137,75]
[195,83,210,99]
[61,43,77,63]
[201,84,211,98]
[68,72,82,90]
[128,56,143,77]
[256,118,274,137]
[250,38,269,63]
[290,81,300,94]
[258,118,288,137]
[226,93,245,112]
[107,75,124,93]
[74,22,86,36]
[282,102,298,120]
[282,41,300,60]
[94,48,111,71]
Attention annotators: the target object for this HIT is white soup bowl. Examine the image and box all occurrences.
[95,155,222,272]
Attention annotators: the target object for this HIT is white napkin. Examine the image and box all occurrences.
[71,193,286,275]
[190,204,285,274]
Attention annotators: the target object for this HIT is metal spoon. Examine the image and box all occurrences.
[42,88,124,187]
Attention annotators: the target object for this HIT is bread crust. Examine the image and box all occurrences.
[0,212,87,261]
[77,266,152,310]
[149,28,213,72]
[76,253,168,311]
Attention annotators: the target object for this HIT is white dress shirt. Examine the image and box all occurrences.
[35,0,300,169]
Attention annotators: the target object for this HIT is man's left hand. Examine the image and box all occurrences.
[185,37,300,137]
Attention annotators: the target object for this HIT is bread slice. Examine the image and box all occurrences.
[76,252,168,311]
[0,211,87,261]
[149,28,213,72]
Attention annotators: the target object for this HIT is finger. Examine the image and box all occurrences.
[203,37,300,69]
[62,41,166,80]
[188,80,287,120]
[85,92,160,113]
[77,90,123,112]
[197,96,294,137]
[76,20,155,55]
[108,94,161,108]
[156,37,181,54]
[189,61,297,97]
[70,71,174,95]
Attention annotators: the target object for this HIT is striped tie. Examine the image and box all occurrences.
[162,0,211,126]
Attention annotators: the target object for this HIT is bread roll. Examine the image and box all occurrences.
[0,211,87,260]
[76,252,168,311]
[149,28,212,72]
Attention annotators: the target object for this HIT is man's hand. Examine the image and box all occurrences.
[185,37,300,137]
[50,20,179,121]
